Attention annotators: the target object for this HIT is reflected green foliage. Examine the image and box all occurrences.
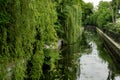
[93,31,120,79]
[56,31,90,80]
[58,43,81,80]
[84,31,120,80]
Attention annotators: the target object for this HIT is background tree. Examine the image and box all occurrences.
[56,0,83,44]
[97,1,112,28]
[85,1,112,28]
[82,2,93,26]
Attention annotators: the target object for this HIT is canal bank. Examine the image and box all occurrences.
[43,31,120,80]
[77,31,120,80]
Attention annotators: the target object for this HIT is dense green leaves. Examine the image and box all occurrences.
[84,1,112,28]
[0,0,59,79]
[57,0,83,44]
[82,2,93,25]
[0,0,83,79]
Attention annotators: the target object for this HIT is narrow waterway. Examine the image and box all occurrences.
[58,31,120,80]
[76,32,120,80]
[77,41,109,80]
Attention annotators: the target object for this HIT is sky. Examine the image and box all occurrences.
[83,0,112,8]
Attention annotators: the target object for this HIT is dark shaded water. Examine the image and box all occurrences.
[59,32,120,80]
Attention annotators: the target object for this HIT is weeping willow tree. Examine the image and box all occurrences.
[0,0,58,80]
[56,0,82,45]
[0,0,83,79]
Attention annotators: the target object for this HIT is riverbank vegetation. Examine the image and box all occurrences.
[84,0,120,43]
[0,0,83,79]
[1,0,119,79]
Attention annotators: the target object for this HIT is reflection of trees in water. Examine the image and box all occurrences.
[107,70,115,80]
[90,33,120,80]
[98,45,120,80]
[106,43,120,80]
[97,42,120,80]
[106,58,120,80]
[58,43,81,80]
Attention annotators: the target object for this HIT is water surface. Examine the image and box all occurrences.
[77,41,109,80]
[76,33,120,80]
[58,32,120,80]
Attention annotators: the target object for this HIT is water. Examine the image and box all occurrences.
[77,41,109,80]
[76,33,120,80]
[58,32,120,80]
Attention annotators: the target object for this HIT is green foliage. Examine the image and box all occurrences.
[97,9,112,27]
[0,57,9,80]
[0,13,10,25]
[98,1,110,10]
[105,22,120,33]
[111,0,120,22]
[101,0,120,35]
[44,49,60,70]
[0,0,59,79]
[0,0,83,79]
[12,59,26,80]
[57,0,83,44]
[85,1,112,28]
[42,49,60,80]
[29,50,44,79]
[97,1,112,27]
[82,2,93,25]
[96,1,112,28]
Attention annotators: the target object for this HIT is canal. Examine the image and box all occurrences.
[59,31,120,80]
